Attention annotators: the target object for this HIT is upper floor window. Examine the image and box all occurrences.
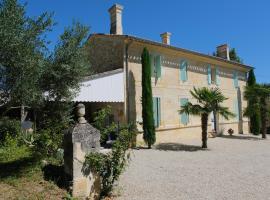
[233,71,239,88]
[180,60,188,82]
[207,66,220,86]
[150,54,162,78]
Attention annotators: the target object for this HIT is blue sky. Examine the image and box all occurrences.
[22,0,270,83]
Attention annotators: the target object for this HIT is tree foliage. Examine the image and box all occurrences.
[229,48,242,63]
[245,69,261,135]
[141,48,155,148]
[0,0,90,155]
[0,0,90,116]
[0,0,53,108]
[247,69,256,86]
[244,84,270,138]
[41,22,90,101]
[180,87,234,148]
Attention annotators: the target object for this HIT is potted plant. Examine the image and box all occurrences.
[228,128,234,136]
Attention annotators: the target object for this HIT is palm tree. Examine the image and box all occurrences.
[244,84,270,139]
[180,87,235,148]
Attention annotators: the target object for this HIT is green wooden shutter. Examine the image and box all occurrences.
[153,97,158,127]
[157,97,161,127]
[207,65,211,85]
[180,60,187,81]
[180,98,189,125]
[234,99,239,121]
[155,55,162,78]
[150,54,155,77]
[216,68,220,86]
[233,71,239,88]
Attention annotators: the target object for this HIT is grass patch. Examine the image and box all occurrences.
[0,143,69,199]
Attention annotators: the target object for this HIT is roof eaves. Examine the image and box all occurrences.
[83,68,123,82]
[89,34,253,70]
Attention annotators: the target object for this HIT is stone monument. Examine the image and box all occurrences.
[64,103,101,199]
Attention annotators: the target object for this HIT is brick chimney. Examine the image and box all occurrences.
[108,4,123,35]
[216,44,230,60]
[160,32,171,45]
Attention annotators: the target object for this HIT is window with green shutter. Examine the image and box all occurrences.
[233,71,239,88]
[216,67,220,86]
[150,54,155,77]
[180,60,188,82]
[234,98,239,121]
[150,54,162,78]
[207,65,211,85]
[153,97,161,127]
[180,98,189,125]
[155,55,162,78]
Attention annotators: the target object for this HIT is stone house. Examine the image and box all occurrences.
[78,4,252,142]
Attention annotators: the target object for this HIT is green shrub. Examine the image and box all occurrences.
[0,133,31,162]
[34,124,64,157]
[0,118,21,144]
[84,125,134,197]
[93,106,117,144]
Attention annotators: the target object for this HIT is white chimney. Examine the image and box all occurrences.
[160,32,171,45]
[216,44,230,60]
[108,4,123,35]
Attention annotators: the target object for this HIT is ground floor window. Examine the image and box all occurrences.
[153,97,161,127]
[180,98,189,125]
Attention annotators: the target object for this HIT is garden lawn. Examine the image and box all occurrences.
[117,133,270,200]
[0,145,69,200]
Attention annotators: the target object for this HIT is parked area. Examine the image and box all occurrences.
[117,133,270,200]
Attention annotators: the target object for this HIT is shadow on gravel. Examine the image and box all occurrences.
[219,135,263,141]
[155,143,206,152]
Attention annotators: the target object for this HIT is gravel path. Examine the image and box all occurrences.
[116,134,270,200]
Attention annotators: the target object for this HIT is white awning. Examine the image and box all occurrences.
[74,69,124,102]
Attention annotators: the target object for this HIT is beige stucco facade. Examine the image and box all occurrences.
[87,34,251,142]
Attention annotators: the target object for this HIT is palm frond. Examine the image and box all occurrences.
[182,87,232,119]
[179,102,203,116]
[216,105,235,120]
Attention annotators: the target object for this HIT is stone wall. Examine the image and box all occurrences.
[126,42,250,138]
[85,36,124,73]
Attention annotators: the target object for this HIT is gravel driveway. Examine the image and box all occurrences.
[116,134,270,200]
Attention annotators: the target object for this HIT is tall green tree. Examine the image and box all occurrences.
[229,48,243,63]
[245,69,261,135]
[245,84,270,138]
[141,48,155,148]
[0,0,53,121]
[247,69,256,86]
[180,87,234,148]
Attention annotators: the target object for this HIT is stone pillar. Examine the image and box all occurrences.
[108,4,124,35]
[64,103,101,199]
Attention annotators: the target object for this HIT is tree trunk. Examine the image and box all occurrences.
[21,105,25,123]
[201,113,208,148]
